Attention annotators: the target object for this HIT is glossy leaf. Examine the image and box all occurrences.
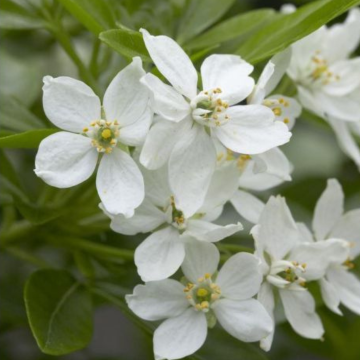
[236,0,360,63]
[99,28,151,62]
[0,129,58,149]
[185,9,276,50]
[0,92,46,132]
[58,0,116,35]
[176,0,236,44]
[24,269,93,355]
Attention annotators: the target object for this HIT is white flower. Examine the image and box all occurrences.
[126,244,273,360]
[139,29,291,218]
[287,8,360,168]
[252,196,347,350]
[309,179,360,315]
[34,58,152,217]
[248,48,302,130]
[214,139,292,224]
[103,159,242,282]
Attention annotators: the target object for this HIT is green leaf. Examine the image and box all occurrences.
[0,129,58,149]
[0,0,44,30]
[185,9,276,50]
[0,91,46,132]
[24,269,93,355]
[236,0,360,63]
[176,0,236,44]
[99,28,151,62]
[57,0,116,35]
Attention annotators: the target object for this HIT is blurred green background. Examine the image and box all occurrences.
[1,0,360,359]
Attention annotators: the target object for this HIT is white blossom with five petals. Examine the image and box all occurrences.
[35,57,152,217]
[103,159,242,282]
[126,243,273,360]
[252,196,348,351]
[139,29,291,218]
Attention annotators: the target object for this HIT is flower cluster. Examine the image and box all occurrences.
[34,10,360,360]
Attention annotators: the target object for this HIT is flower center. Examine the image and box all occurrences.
[169,195,186,230]
[191,88,230,128]
[220,149,251,170]
[267,260,307,289]
[262,97,290,125]
[183,273,221,312]
[83,119,119,154]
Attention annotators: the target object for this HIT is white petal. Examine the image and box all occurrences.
[217,252,263,300]
[117,106,153,146]
[140,73,191,122]
[331,209,360,258]
[140,119,185,170]
[248,61,274,105]
[327,267,360,315]
[169,124,216,218]
[324,59,360,97]
[201,55,254,105]
[185,219,243,242]
[199,162,239,213]
[319,278,342,315]
[297,223,315,243]
[142,163,172,207]
[126,280,189,321]
[213,298,273,342]
[214,105,291,154]
[312,179,344,241]
[324,8,360,62]
[257,196,299,260]
[230,190,265,224]
[96,148,144,217]
[279,289,324,339]
[327,116,360,170]
[154,308,207,360]
[141,29,197,99]
[258,282,275,351]
[109,199,166,235]
[264,95,301,130]
[103,57,148,127]
[134,226,185,282]
[35,132,97,188]
[289,239,349,281]
[42,76,101,132]
[264,48,292,96]
[181,241,220,283]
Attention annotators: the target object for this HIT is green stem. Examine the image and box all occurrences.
[5,247,52,268]
[0,220,34,247]
[44,20,100,95]
[47,236,134,261]
[218,243,254,254]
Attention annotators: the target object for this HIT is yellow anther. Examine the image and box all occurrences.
[195,304,202,310]
[186,294,192,300]
[204,273,211,279]
[211,294,219,301]
[279,98,285,104]
[217,153,224,161]
[200,301,209,309]
[101,129,112,139]
[292,261,299,266]
[225,115,229,120]
[197,288,209,297]
[299,281,307,287]
[187,283,194,289]
[216,99,222,105]
[83,127,89,133]
[213,114,218,120]
[198,277,204,283]
[283,118,290,124]
[216,107,222,112]
[110,139,117,145]
[302,263,307,269]
[90,121,96,126]
[272,107,282,116]
[183,287,189,293]
[284,101,289,107]
[105,147,113,154]
[106,121,112,126]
